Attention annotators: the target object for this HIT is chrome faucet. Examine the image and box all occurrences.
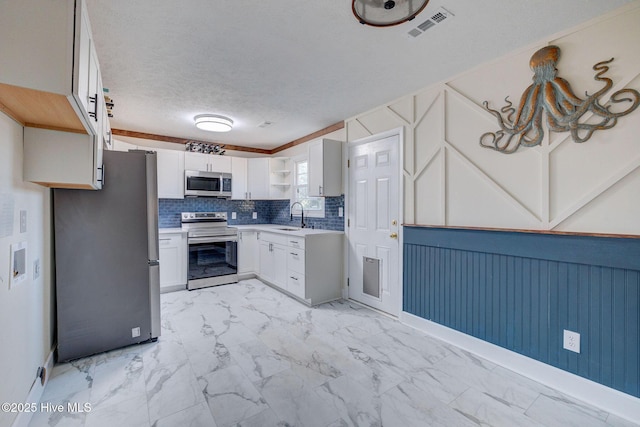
[290,202,306,228]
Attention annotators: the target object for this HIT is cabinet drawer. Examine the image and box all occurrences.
[287,249,305,274]
[287,237,305,250]
[159,235,181,246]
[259,232,288,246]
[287,272,305,299]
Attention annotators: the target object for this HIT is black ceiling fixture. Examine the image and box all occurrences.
[352,0,430,27]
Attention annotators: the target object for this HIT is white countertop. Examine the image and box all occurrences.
[159,225,342,237]
[234,224,343,237]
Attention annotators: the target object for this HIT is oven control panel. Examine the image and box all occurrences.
[181,212,227,222]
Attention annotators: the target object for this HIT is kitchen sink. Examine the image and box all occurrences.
[276,227,300,231]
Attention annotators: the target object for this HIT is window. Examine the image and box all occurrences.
[292,159,324,217]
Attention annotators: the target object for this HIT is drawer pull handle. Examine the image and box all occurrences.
[290,252,298,256]
[290,276,298,281]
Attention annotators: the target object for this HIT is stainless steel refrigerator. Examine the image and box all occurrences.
[53,150,160,362]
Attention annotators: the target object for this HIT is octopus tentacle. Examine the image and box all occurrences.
[542,81,566,120]
[512,84,538,129]
[550,77,583,106]
[587,58,614,100]
[595,88,640,118]
[520,107,545,147]
[500,97,516,124]
[571,117,617,143]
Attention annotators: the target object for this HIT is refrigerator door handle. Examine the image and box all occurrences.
[148,260,159,266]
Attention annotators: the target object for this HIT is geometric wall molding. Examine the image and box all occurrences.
[347,4,640,235]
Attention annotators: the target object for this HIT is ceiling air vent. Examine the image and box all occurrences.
[406,7,453,39]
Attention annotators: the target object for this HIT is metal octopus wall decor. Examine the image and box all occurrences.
[479,45,639,154]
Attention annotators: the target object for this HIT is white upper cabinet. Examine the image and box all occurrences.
[0,0,107,136]
[231,157,248,200]
[156,149,185,199]
[233,157,288,200]
[247,158,271,200]
[1,0,110,189]
[184,152,231,173]
[308,139,343,197]
[23,127,104,189]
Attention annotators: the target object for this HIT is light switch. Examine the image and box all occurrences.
[252,212,258,220]
[338,207,344,217]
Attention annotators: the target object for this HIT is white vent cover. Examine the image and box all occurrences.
[406,7,453,39]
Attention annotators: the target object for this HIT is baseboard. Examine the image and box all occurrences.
[399,311,640,423]
[12,347,55,427]
[238,272,257,281]
[160,284,186,294]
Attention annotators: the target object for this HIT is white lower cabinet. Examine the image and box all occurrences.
[258,234,287,288]
[257,231,343,305]
[159,232,187,293]
[238,230,258,276]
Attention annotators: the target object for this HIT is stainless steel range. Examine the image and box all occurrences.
[181,212,238,290]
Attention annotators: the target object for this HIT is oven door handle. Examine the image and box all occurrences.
[188,236,238,244]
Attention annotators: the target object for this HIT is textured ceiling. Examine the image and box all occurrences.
[86,0,631,149]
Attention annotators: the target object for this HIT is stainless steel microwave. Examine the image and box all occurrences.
[184,170,232,197]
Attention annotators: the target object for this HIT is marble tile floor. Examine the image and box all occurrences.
[29,279,638,427]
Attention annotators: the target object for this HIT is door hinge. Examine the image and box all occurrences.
[347,278,350,287]
[347,218,350,227]
[347,159,350,168]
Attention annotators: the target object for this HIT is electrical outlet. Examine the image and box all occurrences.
[252,212,257,219]
[563,330,580,353]
[131,327,140,338]
[231,212,237,220]
[338,207,344,217]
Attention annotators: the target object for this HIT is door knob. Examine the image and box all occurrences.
[390,232,398,239]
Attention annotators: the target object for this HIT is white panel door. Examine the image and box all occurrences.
[348,132,400,316]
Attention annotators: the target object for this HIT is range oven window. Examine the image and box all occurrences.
[186,175,221,192]
[188,239,237,281]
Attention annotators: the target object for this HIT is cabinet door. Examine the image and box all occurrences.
[24,127,101,189]
[156,149,185,199]
[76,6,92,123]
[208,155,232,173]
[247,158,270,199]
[184,152,210,171]
[159,236,180,288]
[238,231,256,274]
[308,139,342,197]
[231,157,248,200]
[272,243,288,288]
[308,140,324,197]
[259,240,274,283]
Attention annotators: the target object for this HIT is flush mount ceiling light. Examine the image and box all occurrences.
[194,114,233,132]
[352,0,430,27]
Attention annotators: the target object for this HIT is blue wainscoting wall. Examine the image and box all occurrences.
[403,226,640,398]
[159,195,344,231]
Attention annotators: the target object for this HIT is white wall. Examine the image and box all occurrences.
[0,112,54,427]
[346,2,640,235]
